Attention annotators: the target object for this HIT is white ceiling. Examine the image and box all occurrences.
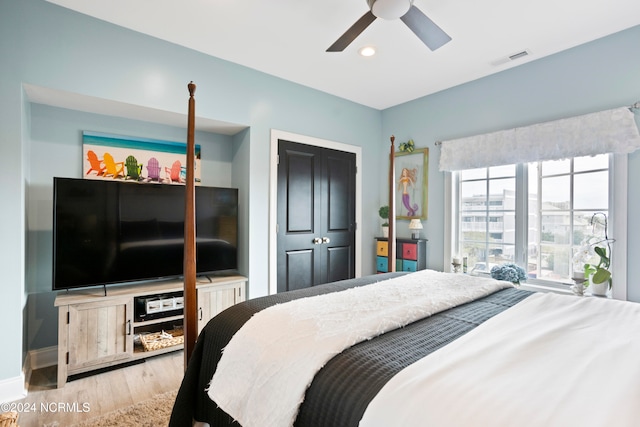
[46,0,640,110]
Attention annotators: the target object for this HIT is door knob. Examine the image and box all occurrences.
[313,237,322,244]
[322,237,330,244]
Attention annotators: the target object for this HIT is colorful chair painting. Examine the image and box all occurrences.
[103,152,125,179]
[146,157,161,182]
[165,160,183,183]
[125,155,142,180]
[85,150,106,176]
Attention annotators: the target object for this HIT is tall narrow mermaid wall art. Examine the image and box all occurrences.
[395,148,428,220]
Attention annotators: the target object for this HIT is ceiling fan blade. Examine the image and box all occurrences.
[400,5,451,51]
[327,11,377,52]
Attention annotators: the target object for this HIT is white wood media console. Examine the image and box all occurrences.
[54,275,247,388]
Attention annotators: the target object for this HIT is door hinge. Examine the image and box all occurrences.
[277,154,279,165]
[67,311,70,324]
[66,352,69,365]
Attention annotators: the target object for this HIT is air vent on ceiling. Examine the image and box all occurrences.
[509,50,529,60]
[490,49,532,66]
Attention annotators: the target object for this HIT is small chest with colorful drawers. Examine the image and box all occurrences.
[375,238,427,273]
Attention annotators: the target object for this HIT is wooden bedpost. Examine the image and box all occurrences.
[184,81,197,367]
[388,136,396,272]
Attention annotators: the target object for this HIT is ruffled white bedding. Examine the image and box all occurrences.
[360,292,640,427]
[207,269,511,427]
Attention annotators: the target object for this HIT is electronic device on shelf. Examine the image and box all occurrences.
[52,177,239,291]
[134,291,184,322]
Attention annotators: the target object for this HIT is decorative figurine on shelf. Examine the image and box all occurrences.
[452,255,462,273]
[571,275,586,296]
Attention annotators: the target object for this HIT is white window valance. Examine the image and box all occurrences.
[438,107,640,171]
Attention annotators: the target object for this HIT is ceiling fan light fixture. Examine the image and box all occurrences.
[359,46,377,57]
[367,0,412,20]
[327,0,450,52]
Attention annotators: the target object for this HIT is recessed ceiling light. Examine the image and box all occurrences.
[359,46,376,57]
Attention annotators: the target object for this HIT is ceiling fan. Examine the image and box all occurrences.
[327,0,451,52]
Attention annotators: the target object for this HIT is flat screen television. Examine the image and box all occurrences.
[52,177,238,291]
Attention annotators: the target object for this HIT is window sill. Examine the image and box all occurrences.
[470,270,609,297]
[520,282,612,298]
[519,283,573,295]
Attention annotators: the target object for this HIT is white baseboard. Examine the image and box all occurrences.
[21,346,58,396]
[28,346,58,370]
[0,374,26,403]
[0,347,56,403]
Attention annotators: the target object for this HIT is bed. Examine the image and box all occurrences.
[169,268,640,427]
[169,271,526,426]
[172,89,640,427]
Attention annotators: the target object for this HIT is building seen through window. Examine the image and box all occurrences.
[456,155,609,286]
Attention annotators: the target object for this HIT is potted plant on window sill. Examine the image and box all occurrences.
[584,245,611,297]
[379,205,389,238]
[581,212,613,297]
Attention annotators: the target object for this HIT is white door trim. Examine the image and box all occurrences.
[269,129,362,295]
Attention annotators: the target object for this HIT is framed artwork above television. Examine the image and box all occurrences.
[82,131,202,185]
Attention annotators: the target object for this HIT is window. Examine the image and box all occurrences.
[456,155,610,286]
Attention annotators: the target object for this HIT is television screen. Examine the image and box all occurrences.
[52,177,238,290]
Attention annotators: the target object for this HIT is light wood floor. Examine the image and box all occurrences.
[11,350,184,427]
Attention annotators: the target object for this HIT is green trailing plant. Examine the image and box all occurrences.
[379,205,389,226]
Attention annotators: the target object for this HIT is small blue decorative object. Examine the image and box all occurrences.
[490,263,527,285]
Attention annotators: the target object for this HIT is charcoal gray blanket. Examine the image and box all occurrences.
[169,272,531,427]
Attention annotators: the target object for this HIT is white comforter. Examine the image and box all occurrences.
[207,269,511,427]
[360,292,640,427]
